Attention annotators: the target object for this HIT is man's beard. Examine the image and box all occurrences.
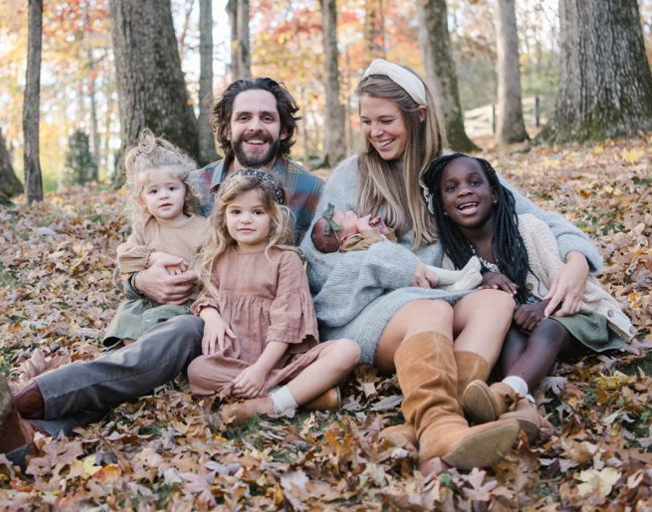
[232,132,281,168]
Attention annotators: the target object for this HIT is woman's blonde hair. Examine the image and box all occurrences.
[124,129,200,222]
[356,71,446,248]
[198,170,296,297]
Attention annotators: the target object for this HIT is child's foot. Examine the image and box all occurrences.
[220,397,273,426]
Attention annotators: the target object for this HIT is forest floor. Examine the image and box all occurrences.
[1,136,651,510]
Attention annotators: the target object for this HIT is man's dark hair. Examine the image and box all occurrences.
[422,153,531,304]
[211,77,301,168]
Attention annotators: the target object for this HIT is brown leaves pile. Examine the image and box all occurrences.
[1,137,651,510]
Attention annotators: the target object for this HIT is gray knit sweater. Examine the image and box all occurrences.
[300,155,603,364]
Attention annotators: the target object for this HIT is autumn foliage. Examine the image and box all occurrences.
[0,136,650,508]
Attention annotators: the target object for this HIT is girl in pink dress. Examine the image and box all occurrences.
[187,169,360,424]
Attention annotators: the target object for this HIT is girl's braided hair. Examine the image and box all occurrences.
[421,153,531,304]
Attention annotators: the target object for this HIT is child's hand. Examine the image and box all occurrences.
[165,263,188,276]
[480,272,518,296]
[514,301,548,331]
[200,307,236,355]
[231,364,267,398]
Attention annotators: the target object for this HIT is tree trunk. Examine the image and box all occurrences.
[319,0,346,168]
[494,0,529,144]
[364,0,384,63]
[418,0,479,152]
[0,128,23,200]
[198,0,218,165]
[87,47,100,180]
[109,0,199,186]
[229,0,251,80]
[545,0,652,142]
[23,0,44,203]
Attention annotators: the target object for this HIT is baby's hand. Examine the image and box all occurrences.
[355,214,372,231]
[480,271,518,296]
[165,263,187,276]
[514,301,548,332]
[231,364,267,398]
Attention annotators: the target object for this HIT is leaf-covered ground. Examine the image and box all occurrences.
[1,137,651,510]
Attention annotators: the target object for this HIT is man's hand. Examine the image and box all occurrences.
[200,307,236,355]
[480,271,518,296]
[134,256,198,304]
[514,301,548,332]
[544,251,589,317]
[411,261,440,288]
[231,364,268,398]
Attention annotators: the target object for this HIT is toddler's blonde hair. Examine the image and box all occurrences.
[124,129,200,221]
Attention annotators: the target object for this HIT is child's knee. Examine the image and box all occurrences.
[187,357,216,395]
[330,338,361,373]
[529,319,567,350]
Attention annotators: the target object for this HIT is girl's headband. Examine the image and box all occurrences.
[362,59,427,106]
[232,168,286,205]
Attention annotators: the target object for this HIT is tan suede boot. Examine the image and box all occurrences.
[396,332,519,472]
[463,381,518,425]
[378,423,418,458]
[454,351,491,398]
[500,398,553,442]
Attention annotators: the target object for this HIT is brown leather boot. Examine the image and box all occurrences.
[303,387,340,411]
[500,398,553,442]
[454,351,491,398]
[14,381,45,420]
[396,331,519,472]
[462,381,519,425]
[1,375,36,469]
[378,423,418,458]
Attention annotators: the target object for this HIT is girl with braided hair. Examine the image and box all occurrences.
[421,153,634,440]
[187,169,359,424]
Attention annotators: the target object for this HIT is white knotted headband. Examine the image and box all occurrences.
[362,59,427,106]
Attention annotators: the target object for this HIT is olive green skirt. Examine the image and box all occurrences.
[103,298,193,347]
[549,311,625,353]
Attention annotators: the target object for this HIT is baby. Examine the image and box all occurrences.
[311,203,482,292]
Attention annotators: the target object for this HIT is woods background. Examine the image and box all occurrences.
[1,0,652,199]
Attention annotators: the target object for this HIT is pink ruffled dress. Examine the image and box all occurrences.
[187,247,334,396]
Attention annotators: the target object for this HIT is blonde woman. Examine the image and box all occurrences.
[301,59,601,473]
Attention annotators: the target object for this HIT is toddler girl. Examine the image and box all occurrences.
[311,203,483,292]
[187,169,359,424]
[103,129,208,347]
[421,153,634,440]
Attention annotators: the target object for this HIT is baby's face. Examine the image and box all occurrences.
[332,209,361,241]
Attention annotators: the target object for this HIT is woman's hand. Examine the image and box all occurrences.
[200,307,236,355]
[544,251,589,317]
[514,301,548,332]
[480,271,518,296]
[231,364,267,398]
[411,261,440,288]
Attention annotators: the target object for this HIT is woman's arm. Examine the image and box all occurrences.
[500,176,596,316]
[500,175,602,271]
[519,214,588,316]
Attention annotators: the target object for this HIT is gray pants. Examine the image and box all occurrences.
[33,315,204,436]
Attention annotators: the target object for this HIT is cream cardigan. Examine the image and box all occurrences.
[444,214,635,341]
